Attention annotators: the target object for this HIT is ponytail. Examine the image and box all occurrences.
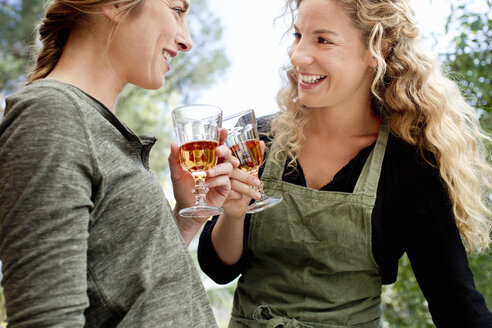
[26,0,141,83]
[27,1,80,83]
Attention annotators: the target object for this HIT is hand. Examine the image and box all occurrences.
[204,128,240,208]
[222,141,265,219]
[168,128,239,242]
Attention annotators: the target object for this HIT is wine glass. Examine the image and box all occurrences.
[171,104,224,218]
[223,109,283,214]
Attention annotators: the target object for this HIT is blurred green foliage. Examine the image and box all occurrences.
[382,1,492,326]
[443,0,492,132]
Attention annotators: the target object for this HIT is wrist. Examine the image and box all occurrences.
[173,206,210,245]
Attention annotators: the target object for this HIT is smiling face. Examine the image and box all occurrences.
[289,0,374,111]
[107,0,193,90]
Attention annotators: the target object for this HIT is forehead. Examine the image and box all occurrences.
[163,0,190,8]
[296,0,352,29]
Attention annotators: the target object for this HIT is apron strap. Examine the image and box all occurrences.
[353,121,389,197]
[261,137,289,182]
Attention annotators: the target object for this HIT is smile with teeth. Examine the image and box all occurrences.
[299,73,326,84]
[162,50,172,62]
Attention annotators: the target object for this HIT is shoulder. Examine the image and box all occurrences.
[385,133,439,178]
[383,133,448,207]
[7,80,80,105]
[257,113,279,143]
[3,80,92,132]
[1,80,94,149]
[5,80,83,120]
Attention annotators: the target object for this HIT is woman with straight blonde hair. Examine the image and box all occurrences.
[198,0,492,326]
[0,0,237,327]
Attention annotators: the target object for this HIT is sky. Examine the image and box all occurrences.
[194,0,486,119]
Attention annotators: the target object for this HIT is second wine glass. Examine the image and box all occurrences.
[223,109,283,214]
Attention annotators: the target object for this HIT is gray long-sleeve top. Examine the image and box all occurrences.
[0,79,217,328]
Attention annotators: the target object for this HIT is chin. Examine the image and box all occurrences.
[137,79,163,90]
[298,97,319,108]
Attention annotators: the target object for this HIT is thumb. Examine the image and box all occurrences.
[219,128,228,146]
[168,142,181,177]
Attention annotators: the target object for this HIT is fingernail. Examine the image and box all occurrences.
[254,192,262,199]
[208,169,215,176]
[254,179,261,186]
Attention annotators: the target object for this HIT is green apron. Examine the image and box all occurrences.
[229,123,389,328]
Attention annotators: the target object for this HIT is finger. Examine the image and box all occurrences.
[168,142,184,177]
[207,162,233,178]
[231,179,261,200]
[217,144,240,168]
[218,128,228,146]
[168,142,179,164]
[213,144,239,174]
[216,144,232,160]
[227,190,244,201]
[230,169,261,187]
[205,175,231,191]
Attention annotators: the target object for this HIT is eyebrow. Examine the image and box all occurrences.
[293,24,339,36]
[181,0,190,11]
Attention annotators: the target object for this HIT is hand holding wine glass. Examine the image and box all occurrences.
[223,109,283,214]
[171,104,227,218]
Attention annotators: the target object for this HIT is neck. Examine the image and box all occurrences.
[45,28,126,112]
[305,100,381,139]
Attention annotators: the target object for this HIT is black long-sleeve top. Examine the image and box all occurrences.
[198,116,492,327]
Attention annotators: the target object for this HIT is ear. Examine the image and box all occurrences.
[368,43,392,68]
[101,5,122,23]
[382,43,392,60]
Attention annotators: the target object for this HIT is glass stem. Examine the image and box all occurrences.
[252,174,268,201]
[193,178,209,207]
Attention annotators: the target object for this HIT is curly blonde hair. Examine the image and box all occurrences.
[27,0,143,83]
[272,0,492,253]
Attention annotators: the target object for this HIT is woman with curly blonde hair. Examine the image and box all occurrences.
[198,0,492,327]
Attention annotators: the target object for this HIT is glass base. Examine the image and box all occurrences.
[246,195,283,214]
[179,205,224,218]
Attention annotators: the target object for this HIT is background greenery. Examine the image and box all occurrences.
[0,0,490,327]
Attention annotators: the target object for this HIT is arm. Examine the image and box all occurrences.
[402,166,492,327]
[197,215,253,284]
[210,166,261,265]
[169,128,238,245]
[0,91,93,327]
[197,143,265,284]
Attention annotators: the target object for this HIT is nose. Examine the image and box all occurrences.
[176,21,193,52]
[289,39,313,68]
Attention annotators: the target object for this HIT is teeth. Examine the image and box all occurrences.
[162,50,172,62]
[299,73,326,84]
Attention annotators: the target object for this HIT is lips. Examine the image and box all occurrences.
[298,72,327,89]
[162,50,172,62]
[299,73,327,84]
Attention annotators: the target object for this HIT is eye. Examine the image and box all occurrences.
[172,7,186,16]
[318,37,334,45]
[292,32,301,39]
